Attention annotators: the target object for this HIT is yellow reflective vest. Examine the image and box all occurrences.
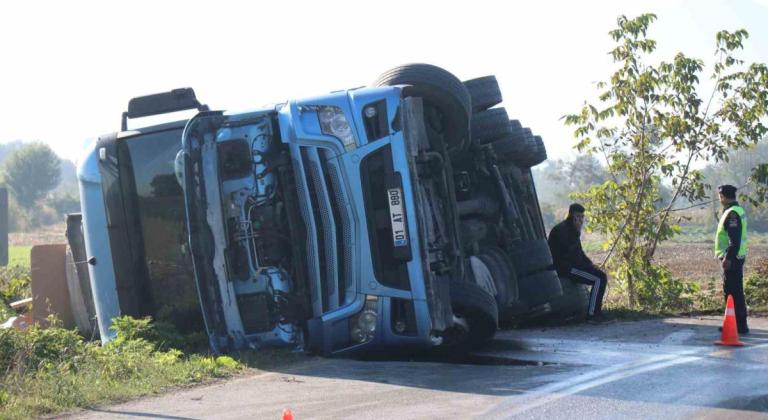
[715,205,747,259]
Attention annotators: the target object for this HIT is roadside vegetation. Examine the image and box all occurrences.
[534,13,768,315]
[0,264,306,420]
[7,246,30,269]
[0,315,241,420]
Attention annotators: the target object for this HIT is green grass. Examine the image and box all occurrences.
[0,317,306,420]
[7,246,30,269]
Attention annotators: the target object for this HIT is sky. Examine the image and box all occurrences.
[1,0,767,163]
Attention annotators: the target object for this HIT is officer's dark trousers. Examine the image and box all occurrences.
[569,267,608,316]
[722,257,748,329]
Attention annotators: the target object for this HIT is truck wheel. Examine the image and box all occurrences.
[491,132,528,161]
[511,129,547,168]
[463,75,502,113]
[517,269,563,307]
[477,246,517,308]
[491,127,548,168]
[471,108,512,145]
[373,63,471,154]
[522,135,548,168]
[449,278,498,344]
[509,119,523,136]
[506,239,553,277]
[548,276,590,321]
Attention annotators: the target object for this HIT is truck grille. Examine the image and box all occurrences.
[295,146,353,316]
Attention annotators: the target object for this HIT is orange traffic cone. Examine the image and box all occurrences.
[282,408,294,420]
[715,294,744,347]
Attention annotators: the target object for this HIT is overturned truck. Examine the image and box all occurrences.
[74,64,588,355]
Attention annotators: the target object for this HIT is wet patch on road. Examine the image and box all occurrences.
[437,353,557,366]
[357,350,558,367]
[719,394,768,412]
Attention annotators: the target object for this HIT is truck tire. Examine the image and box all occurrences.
[463,75,502,113]
[548,276,590,321]
[506,239,553,277]
[449,278,498,343]
[523,135,547,168]
[373,63,471,154]
[477,246,517,307]
[509,119,523,136]
[522,167,547,240]
[492,129,547,168]
[517,269,563,307]
[513,129,547,168]
[491,132,527,160]
[471,108,512,145]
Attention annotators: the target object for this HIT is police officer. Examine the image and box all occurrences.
[715,184,749,334]
[548,203,608,321]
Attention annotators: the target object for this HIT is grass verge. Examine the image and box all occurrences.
[7,247,30,270]
[0,317,303,420]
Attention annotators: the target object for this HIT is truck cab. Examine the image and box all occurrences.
[78,64,569,355]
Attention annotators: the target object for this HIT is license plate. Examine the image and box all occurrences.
[387,188,408,247]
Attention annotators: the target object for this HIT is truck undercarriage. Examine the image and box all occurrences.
[72,65,586,356]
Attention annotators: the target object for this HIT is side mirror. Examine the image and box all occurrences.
[122,88,209,131]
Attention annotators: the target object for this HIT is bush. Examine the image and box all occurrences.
[0,266,31,304]
[745,257,768,308]
[45,193,80,218]
[744,274,768,307]
[634,265,699,313]
[109,316,186,351]
[7,195,59,231]
[0,266,31,322]
[0,319,86,378]
[0,316,241,418]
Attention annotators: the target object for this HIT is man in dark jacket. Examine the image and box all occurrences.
[548,203,608,320]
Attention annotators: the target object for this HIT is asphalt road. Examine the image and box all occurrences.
[70,316,768,420]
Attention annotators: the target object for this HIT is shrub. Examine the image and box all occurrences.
[633,265,698,313]
[0,266,31,322]
[0,266,31,304]
[0,320,85,378]
[0,316,242,418]
[45,193,80,218]
[6,195,59,231]
[744,274,768,307]
[109,316,186,351]
[745,257,768,308]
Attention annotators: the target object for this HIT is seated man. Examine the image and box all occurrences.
[548,203,608,321]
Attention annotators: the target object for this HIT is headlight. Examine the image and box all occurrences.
[317,106,356,151]
[350,296,378,344]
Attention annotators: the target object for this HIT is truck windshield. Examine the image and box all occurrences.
[116,128,203,331]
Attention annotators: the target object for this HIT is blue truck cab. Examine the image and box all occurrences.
[78,64,569,355]
[181,85,475,354]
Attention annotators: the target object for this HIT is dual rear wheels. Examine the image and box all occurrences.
[372,64,566,345]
